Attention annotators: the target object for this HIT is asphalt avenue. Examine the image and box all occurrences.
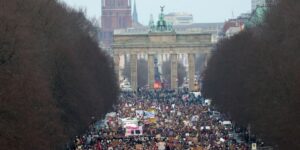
[70,89,262,150]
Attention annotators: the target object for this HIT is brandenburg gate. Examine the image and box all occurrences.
[113,7,212,91]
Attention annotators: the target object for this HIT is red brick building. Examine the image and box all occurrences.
[101,0,133,48]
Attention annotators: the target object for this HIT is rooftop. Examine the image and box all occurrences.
[165,12,193,16]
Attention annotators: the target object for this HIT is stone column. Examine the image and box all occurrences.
[158,54,163,78]
[130,53,138,91]
[204,52,212,67]
[114,54,120,82]
[188,53,196,91]
[170,53,178,90]
[148,53,155,88]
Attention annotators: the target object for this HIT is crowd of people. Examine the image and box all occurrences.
[69,89,255,150]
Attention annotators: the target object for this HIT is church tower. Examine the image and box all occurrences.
[132,0,138,23]
[101,0,132,48]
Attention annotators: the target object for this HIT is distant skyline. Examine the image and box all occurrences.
[61,0,251,25]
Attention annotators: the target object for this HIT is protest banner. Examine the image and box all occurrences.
[135,110,144,118]
[125,126,143,137]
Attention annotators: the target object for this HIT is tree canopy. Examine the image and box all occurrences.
[0,0,118,149]
[203,0,300,149]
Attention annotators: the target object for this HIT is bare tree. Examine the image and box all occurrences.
[203,0,300,149]
[0,0,118,149]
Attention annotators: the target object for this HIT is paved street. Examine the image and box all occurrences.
[71,89,255,150]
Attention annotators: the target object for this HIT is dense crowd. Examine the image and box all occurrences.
[69,89,254,150]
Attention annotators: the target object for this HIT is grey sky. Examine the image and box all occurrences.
[62,0,251,25]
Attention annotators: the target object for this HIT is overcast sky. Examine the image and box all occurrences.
[61,0,251,25]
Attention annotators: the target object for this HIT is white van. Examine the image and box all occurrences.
[204,99,212,106]
[222,121,232,130]
[210,111,221,120]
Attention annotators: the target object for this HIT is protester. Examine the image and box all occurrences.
[70,89,252,150]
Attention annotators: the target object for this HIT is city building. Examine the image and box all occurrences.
[173,23,223,43]
[115,22,223,43]
[221,12,251,38]
[237,13,252,23]
[132,0,138,24]
[251,0,276,11]
[247,0,278,29]
[222,19,244,38]
[225,26,243,37]
[100,0,133,49]
[113,7,213,90]
[245,6,267,28]
[164,12,193,26]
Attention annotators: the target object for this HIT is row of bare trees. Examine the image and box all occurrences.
[203,0,300,149]
[0,0,118,149]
